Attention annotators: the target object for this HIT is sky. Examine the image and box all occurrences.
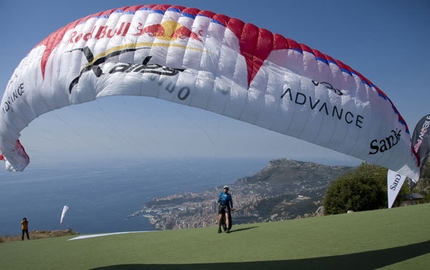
[0,0,429,170]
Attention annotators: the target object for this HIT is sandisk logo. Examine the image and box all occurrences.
[369,129,401,155]
[389,173,402,191]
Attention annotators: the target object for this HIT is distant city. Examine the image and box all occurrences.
[128,159,354,230]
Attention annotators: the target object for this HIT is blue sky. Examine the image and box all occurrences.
[0,0,429,169]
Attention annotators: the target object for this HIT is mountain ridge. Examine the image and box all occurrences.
[236,158,355,185]
[132,158,356,230]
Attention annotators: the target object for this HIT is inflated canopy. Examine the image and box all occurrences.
[0,4,420,180]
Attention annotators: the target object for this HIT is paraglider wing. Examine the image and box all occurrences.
[0,4,420,180]
[60,205,69,225]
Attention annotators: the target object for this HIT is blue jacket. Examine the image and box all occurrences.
[218,192,233,208]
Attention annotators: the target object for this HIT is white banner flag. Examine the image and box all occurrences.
[387,170,407,208]
[60,205,69,225]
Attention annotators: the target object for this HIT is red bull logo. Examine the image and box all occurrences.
[134,20,202,42]
[69,22,131,43]
[68,20,201,44]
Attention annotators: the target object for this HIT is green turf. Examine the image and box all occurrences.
[1,204,430,269]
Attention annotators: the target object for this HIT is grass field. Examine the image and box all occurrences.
[1,203,430,269]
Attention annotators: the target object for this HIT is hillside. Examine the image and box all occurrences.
[136,159,355,229]
[237,158,353,185]
[2,204,430,270]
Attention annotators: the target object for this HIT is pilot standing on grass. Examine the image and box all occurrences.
[21,217,30,240]
[217,185,234,233]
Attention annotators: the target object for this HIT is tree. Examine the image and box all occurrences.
[323,163,404,215]
[413,159,430,202]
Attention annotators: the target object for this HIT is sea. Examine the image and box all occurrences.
[0,157,269,236]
